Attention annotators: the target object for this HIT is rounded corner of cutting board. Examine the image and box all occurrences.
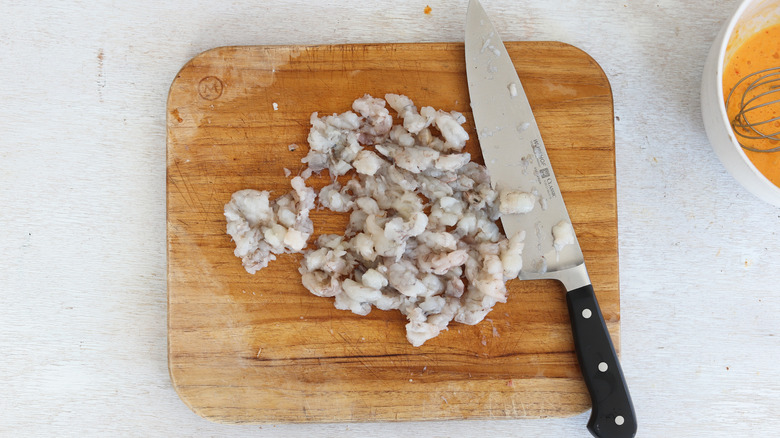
[166,45,238,106]
[167,367,214,423]
[555,41,613,103]
[168,357,252,425]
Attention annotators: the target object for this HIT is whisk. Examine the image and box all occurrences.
[725,66,780,153]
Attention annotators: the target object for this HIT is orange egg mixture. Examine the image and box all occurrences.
[722,23,780,187]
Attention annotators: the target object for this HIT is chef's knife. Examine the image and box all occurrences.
[465,1,636,437]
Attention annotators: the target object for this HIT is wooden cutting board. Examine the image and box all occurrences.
[167,42,618,424]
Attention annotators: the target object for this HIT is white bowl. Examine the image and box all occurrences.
[701,0,780,207]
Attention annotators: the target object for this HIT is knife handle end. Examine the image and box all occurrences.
[567,284,637,438]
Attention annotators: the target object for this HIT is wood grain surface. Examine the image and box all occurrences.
[166,42,617,424]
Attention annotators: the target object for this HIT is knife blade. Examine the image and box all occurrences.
[464,1,636,437]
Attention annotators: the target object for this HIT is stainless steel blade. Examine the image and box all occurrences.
[465,0,589,290]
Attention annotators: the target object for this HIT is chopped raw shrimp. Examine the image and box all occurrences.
[226,94,529,346]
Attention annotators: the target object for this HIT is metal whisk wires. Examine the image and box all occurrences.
[725,66,780,153]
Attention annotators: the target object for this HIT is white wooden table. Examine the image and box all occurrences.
[2,1,778,436]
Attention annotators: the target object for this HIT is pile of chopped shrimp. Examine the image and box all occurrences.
[225,94,532,347]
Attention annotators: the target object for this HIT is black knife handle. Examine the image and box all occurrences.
[567,284,637,438]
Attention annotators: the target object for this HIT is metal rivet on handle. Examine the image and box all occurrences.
[615,415,625,426]
[598,362,608,372]
[582,308,592,319]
